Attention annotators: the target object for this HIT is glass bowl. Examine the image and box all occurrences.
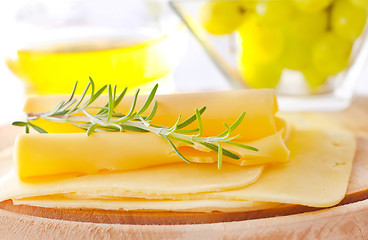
[170,0,368,111]
[5,0,187,95]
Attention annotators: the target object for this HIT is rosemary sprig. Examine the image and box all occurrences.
[12,78,258,168]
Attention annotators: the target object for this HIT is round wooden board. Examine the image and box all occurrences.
[0,97,367,239]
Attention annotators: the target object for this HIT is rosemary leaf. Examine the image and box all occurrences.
[138,83,158,115]
[121,125,149,132]
[29,123,47,133]
[88,77,95,103]
[69,81,90,112]
[113,87,128,108]
[12,121,28,127]
[112,85,117,104]
[126,88,140,117]
[111,113,125,118]
[199,142,240,160]
[44,101,65,117]
[82,110,104,125]
[107,85,114,122]
[67,81,78,103]
[162,135,190,163]
[91,85,108,110]
[87,123,98,136]
[217,112,246,138]
[168,135,194,145]
[58,99,77,112]
[230,112,246,132]
[195,108,203,137]
[176,106,206,129]
[98,87,127,117]
[149,123,167,128]
[145,101,158,121]
[175,128,199,134]
[218,134,241,142]
[96,125,121,132]
[226,141,259,151]
[217,143,223,169]
[219,123,231,139]
[166,115,181,135]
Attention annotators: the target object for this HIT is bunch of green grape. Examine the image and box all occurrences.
[199,0,368,90]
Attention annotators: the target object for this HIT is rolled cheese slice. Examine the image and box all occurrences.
[16,89,289,181]
[24,89,282,140]
[15,131,288,181]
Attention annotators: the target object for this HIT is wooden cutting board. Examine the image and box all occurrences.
[0,97,367,239]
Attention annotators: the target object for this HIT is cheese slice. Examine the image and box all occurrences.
[1,128,356,209]
[24,89,282,140]
[6,88,355,211]
[16,89,290,181]
[13,197,278,213]
[0,162,263,200]
[15,131,288,180]
[191,129,356,207]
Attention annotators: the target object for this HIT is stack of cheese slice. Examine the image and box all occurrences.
[0,89,357,212]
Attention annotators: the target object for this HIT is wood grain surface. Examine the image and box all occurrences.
[0,97,367,239]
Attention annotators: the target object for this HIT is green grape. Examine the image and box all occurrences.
[239,53,283,89]
[288,10,328,40]
[281,33,313,71]
[238,17,284,63]
[312,32,353,75]
[254,0,293,25]
[332,0,367,41]
[198,0,247,35]
[349,0,368,8]
[291,0,333,12]
[303,68,328,89]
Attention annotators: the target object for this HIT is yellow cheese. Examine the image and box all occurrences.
[1,128,356,209]
[223,132,289,166]
[0,162,263,200]
[13,197,278,213]
[24,89,282,140]
[5,88,355,211]
[193,129,356,207]
[16,89,290,181]
[15,131,288,180]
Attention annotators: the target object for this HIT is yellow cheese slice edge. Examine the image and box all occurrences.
[0,163,264,200]
[13,197,279,213]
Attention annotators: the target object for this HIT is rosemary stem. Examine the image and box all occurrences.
[16,79,259,167]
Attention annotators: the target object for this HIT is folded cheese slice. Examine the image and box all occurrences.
[2,128,356,209]
[186,129,357,207]
[15,89,290,181]
[15,131,288,180]
[24,89,282,140]
[0,162,263,200]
